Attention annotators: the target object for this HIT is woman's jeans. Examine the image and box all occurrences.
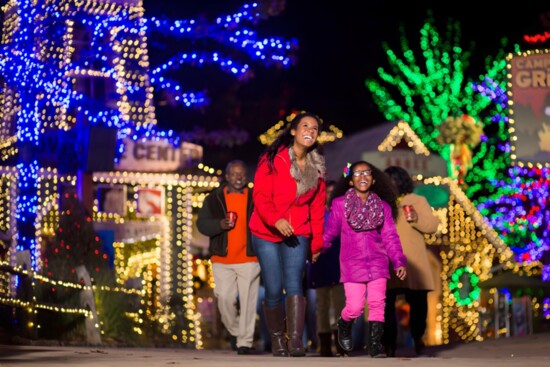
[252,234,309,307]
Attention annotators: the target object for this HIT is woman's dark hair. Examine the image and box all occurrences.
[332,160,399,220]
[384,166,414,196]
[261,112,323,173]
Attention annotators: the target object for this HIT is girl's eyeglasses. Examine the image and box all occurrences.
[352,170,372,177]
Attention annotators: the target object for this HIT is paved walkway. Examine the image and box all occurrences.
[1,332,550,366]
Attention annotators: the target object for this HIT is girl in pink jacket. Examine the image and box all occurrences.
[323,160,406,358]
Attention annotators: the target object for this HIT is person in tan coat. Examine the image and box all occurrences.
[382,166,440,357]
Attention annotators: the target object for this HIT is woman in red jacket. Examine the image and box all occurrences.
[249,112,326,357]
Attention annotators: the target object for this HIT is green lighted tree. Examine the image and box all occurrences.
[365,11,514,201]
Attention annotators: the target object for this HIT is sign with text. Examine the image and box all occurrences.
[508,51,550,165]
[116,138,203,172]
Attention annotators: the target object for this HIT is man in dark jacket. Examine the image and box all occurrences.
[196,160,259,355]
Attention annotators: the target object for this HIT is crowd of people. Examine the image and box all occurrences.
[197,112,439,358]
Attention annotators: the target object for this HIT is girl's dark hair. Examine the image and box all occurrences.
[384,166,414,196]
[332,160,399,220]
[261,112,324,173]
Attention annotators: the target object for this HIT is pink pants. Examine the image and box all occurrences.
[341,278,386,322]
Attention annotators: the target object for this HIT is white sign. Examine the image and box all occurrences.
[116,138,203,172]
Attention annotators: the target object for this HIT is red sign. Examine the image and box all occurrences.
[136,187,165,216]
[508,52,550,165]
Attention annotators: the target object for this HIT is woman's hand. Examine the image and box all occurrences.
[275,218,294,237]
[395,266,407,280]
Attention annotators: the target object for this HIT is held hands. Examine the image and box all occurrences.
[311,252,321,263]
[220,218,234,230]
[275,218,294,237]
[395,266,407,280]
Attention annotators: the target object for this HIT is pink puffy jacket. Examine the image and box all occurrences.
[323,196,407,283]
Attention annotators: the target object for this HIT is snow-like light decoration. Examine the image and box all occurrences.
[0,1,297,347]
[0,0,297,266]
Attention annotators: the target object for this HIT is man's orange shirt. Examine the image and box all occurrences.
[210,187,257,264]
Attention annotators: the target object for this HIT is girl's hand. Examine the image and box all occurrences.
[275,218,294,237]
[395,266,407,280]
[311,252,321,263]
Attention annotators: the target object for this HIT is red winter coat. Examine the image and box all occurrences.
[323,196,406,283]
[249,147,326,255]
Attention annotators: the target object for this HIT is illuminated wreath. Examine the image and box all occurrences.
[449,266,480,306]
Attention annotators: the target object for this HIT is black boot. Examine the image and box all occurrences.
[367,321,386,358]
[336,317,354,352]
[414,337,426,356]
[318,332,333,357]
[333,329,347,356]
[285,295,306,357]
[263,303,289,357]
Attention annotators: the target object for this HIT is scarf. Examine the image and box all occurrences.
[344,188,384,231]
[289,147,326,197]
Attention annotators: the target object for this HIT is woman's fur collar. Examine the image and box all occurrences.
[289,147,326,197]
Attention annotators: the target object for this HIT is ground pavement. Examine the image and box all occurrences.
[1,332,549,367]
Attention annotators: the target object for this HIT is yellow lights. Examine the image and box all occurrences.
[415,175,538,344]
[197,163,221,176]
[0,164,216,347]
[91,170,202,345]
[258,112,344,146]
[378,120,431,156]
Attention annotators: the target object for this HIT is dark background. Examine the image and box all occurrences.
[143,1,549,167]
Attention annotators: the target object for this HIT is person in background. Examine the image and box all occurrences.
[324,160,407,358]
[256,276,272,352]
[196,160,260,355]
[249,111,326,357]
[307,180,346,357]
[382,166,440,357]
[302,281,318,353]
